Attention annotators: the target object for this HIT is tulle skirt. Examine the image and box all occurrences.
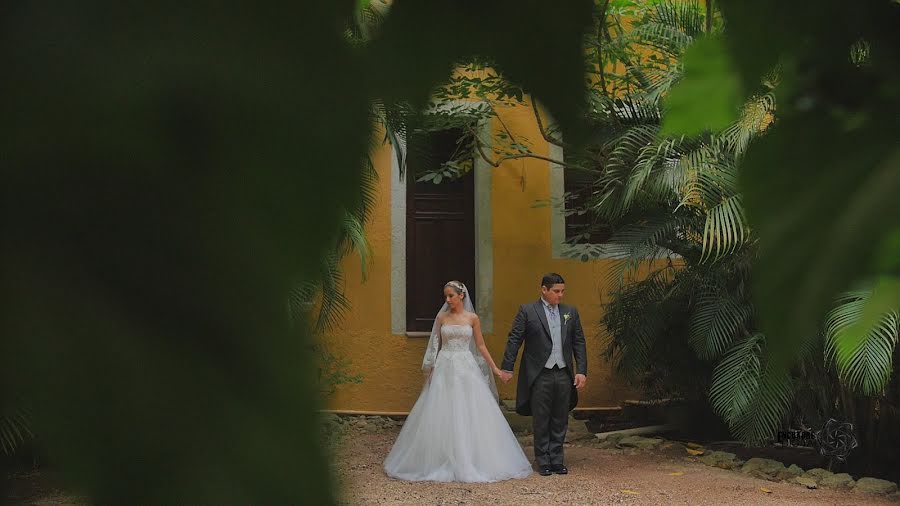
[383,349,533,482]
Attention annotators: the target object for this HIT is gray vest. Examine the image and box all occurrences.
[543,303,566,369]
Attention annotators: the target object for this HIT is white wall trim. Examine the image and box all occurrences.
[390,136,408,334]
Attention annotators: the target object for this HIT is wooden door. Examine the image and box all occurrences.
[406,128,475,332]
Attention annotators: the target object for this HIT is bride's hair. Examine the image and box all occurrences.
[444,280,466,297]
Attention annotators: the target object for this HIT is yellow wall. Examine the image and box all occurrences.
[324,98,640,412]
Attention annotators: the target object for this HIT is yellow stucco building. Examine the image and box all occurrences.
[324,97,640,413]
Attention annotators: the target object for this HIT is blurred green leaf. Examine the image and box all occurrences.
[660,35,741,136]
[871,227,900,273]
[368,0,593,142]
[741,111,900,366]
[0,1,595,504]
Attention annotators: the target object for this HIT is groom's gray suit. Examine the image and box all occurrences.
[501,300,587,468]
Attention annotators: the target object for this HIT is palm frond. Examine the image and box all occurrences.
[710,334,793,444]
[357,154,379,224]
[729,364,793,444]
[630,22,693,58]
[337,213,371,282]
[642,66,682,104]
[608,97,662,128]
[598,214,689,288]
[720,93,775,156]
[598,125,660,217]
[689,288,752,360]
[372,99,414,179]
[699,195,749,262]
[824,290,899,395]
[647,1,706,40]
[290,252,353,335]
[624,136,683,206]
[348,0,390,44]
[678,147,739,208]
[603,273,672,381]
[0,408,34,456]
[710,333,765,421]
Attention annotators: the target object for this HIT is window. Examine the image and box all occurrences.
[563,160,613,245]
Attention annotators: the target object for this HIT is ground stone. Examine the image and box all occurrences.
[618,436,664,450]
[855,477,898,495]
[699,451,741,470]
[792,476,818,489]
[803,468,833,482]
[820,472,855,489]
[565,418,595,443]
[777,464,804,481]
[741,458,786,481]
[600,433,627,445]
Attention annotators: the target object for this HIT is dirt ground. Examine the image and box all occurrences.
[335,427,900,506]
[6,422,898,505]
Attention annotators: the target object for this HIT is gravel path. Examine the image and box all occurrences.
[335,427,899,506]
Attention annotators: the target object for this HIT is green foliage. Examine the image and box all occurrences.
[289,156,376,336]
[314,344,364,397]
[446,0,897,447]
[740,112,900,368]
[602,264,716,400]
[0,407,33,456]
[825,284,900,395]
[1,1,594,503]
[677,0,900,367]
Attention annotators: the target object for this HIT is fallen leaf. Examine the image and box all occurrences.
[620,489,640,495]
[686,448,704,456]
[686,442,704,449]
[760,487,772,494]
[668,472,684,476]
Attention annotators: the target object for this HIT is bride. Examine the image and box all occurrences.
[383,280,532,482]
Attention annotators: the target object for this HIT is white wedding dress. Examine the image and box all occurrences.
[383,324,533,482]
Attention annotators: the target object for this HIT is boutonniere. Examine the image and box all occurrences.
[563,312,571,325]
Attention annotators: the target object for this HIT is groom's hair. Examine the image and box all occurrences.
[541,273,565,288]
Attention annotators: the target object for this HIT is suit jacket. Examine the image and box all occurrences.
[501,300,587,416]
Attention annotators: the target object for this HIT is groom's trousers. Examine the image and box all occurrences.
[530,365,572,467]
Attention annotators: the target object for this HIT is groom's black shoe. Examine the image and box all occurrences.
[551,464,568,475]
[538,465,553,476]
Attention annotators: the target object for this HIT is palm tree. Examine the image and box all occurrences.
[582,1,899,447]
[571,2,780,441]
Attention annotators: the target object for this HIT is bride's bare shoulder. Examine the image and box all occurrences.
[465,312,480,324]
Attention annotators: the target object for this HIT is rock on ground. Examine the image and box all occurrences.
[855,477,898,495]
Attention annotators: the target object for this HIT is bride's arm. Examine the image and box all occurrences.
[472,315,501,377]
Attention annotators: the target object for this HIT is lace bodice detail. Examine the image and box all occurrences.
[440,324,473,352]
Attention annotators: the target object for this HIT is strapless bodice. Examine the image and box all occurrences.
[440,324,473,352]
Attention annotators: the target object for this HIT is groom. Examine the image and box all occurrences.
[499,273,587,476]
